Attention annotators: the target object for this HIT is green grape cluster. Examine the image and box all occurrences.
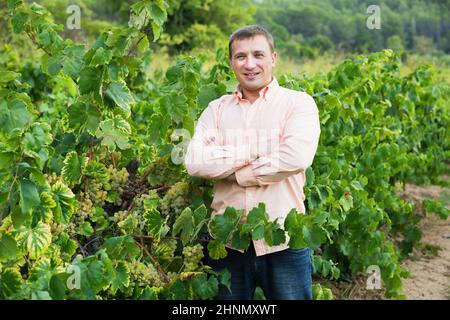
[127,260,163,288]
[50,222,65,235]
[87,181,107,206]
[44,172,62,187]
[73,191,96,225]
[121,191,161,234]
[133,190,161,216]
[166,271,178,284]
[182,244,204,272]
[106,165,129,205]
[112,210,128,223]
[50,221,76,236]
[146,155,182,188]
[160,181,190,218]
[116,211,146,234]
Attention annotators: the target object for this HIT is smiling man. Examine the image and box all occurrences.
[184,25,321,300]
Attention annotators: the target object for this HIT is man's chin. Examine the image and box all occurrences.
[240,81,264,92]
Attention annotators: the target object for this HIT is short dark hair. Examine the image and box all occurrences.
[228,25,275,59]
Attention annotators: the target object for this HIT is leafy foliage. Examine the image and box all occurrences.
[0,1,448,300]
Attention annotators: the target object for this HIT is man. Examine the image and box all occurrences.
[184,25,321,300]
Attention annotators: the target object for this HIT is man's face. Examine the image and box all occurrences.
[230,35,277,92]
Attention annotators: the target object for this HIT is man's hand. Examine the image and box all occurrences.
[221,142,261,183]
[224,173,237,182]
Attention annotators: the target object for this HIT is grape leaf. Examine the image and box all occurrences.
[73,257,110,297]
[231,229,251,250]
[0,234,20,262]
[102,236,140,260]
[67,101,101,134]
[149,0,167,26]
[90,47,113,67]
[110,261,130,295]
[62,151,87,185]
[160,93,187,124]
[207,239,227,260]
[242,203,268,239]
[145,209,165,240]
[79,66,101,95]
[16,222,52,259]
[95,116,131,152]
[191,273,218,300]
[49,274,66,300]
[209,207,242,244]
[197,84,218,109]
[264,221,286,247]
[0,268,22,298]
[167,279,192,300]
[172,207,194,245]
[106,81,134,115]
[62,45,85,79]
[0,71,21,83]
[51,180,76,223]
[56,233,77,259]
[339,194,353,212]
[0,100,32,134]
[19,178,40,214]
[302,224,326,250]
[284,209,307,249]
[11,11,28,34]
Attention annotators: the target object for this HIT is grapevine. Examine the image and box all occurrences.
[0,0,448,301]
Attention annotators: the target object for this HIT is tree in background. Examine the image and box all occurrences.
[9,0,450,59]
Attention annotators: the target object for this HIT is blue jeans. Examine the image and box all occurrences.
[203,242,313,300]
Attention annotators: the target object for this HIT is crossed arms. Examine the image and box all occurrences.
[184,93,321,187]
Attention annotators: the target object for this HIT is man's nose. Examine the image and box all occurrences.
[245,56,256,69]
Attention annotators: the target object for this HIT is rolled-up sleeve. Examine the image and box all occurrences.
[184,101,258,180]
[235,92,321,187]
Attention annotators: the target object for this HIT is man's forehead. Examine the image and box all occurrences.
[232,35,271,52]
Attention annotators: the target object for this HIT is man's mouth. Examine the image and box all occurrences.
[244,72,260,79]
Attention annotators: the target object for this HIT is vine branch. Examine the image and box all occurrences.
[134,240,169,284]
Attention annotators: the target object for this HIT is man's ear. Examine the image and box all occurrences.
[272,51,278,67]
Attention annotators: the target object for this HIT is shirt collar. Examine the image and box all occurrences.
[233,77,279,104]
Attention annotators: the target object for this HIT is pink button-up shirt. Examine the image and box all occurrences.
[184,77,321,256]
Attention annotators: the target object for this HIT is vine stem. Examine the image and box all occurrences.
[74,238,88,257]
[125,12,148,58]
[125,35,146,58]
[88,136,94,161]
[25,30,52,56]
[110,152,116,169]
[4,146,26,223]
[134,240,169,284]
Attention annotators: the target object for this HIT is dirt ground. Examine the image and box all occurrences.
[396,181,450,300]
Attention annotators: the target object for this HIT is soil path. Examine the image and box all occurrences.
[397,182,450,300]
